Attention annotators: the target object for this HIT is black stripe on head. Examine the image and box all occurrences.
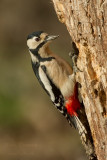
[27,31,43,40]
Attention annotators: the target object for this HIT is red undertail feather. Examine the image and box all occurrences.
[65,83,81,116]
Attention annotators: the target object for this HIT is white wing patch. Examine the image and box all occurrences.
[39,67,55,102]
[54,103,60,106]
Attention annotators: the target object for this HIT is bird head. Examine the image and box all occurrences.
[27,31,59,50]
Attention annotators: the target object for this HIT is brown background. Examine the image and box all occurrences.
[0,0,87,159]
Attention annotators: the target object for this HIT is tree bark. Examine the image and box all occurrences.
[52,0,107,160]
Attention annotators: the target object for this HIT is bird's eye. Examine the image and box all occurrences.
[35,37,40,41]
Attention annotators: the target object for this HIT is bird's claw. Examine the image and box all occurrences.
[69,52,83,73]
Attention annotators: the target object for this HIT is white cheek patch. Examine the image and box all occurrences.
[27,37,39,49]
[39,67,55,102]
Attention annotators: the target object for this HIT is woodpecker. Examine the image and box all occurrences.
[27,31,87,141]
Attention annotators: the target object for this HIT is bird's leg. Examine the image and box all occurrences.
[69,41,82,73]
[69,51,81,72]
[72,54,80,73]
[69,52,82,73]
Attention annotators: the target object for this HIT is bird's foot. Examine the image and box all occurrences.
[69,53,82,73]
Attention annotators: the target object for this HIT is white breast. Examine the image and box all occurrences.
[61,74,76,99]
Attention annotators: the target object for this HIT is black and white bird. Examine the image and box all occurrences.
[27,31,87,141]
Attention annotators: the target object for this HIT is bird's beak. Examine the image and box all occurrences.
[46,35,59,41]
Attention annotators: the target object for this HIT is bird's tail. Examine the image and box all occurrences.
[68,115,87,143]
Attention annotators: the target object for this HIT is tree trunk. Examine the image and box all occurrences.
[52,0,107,160]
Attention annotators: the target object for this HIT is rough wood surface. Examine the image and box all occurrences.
[52,0,107,160]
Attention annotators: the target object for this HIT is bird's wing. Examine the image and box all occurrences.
[32,61,65,113]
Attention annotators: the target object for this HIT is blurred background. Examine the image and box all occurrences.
[0,0,87,160]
